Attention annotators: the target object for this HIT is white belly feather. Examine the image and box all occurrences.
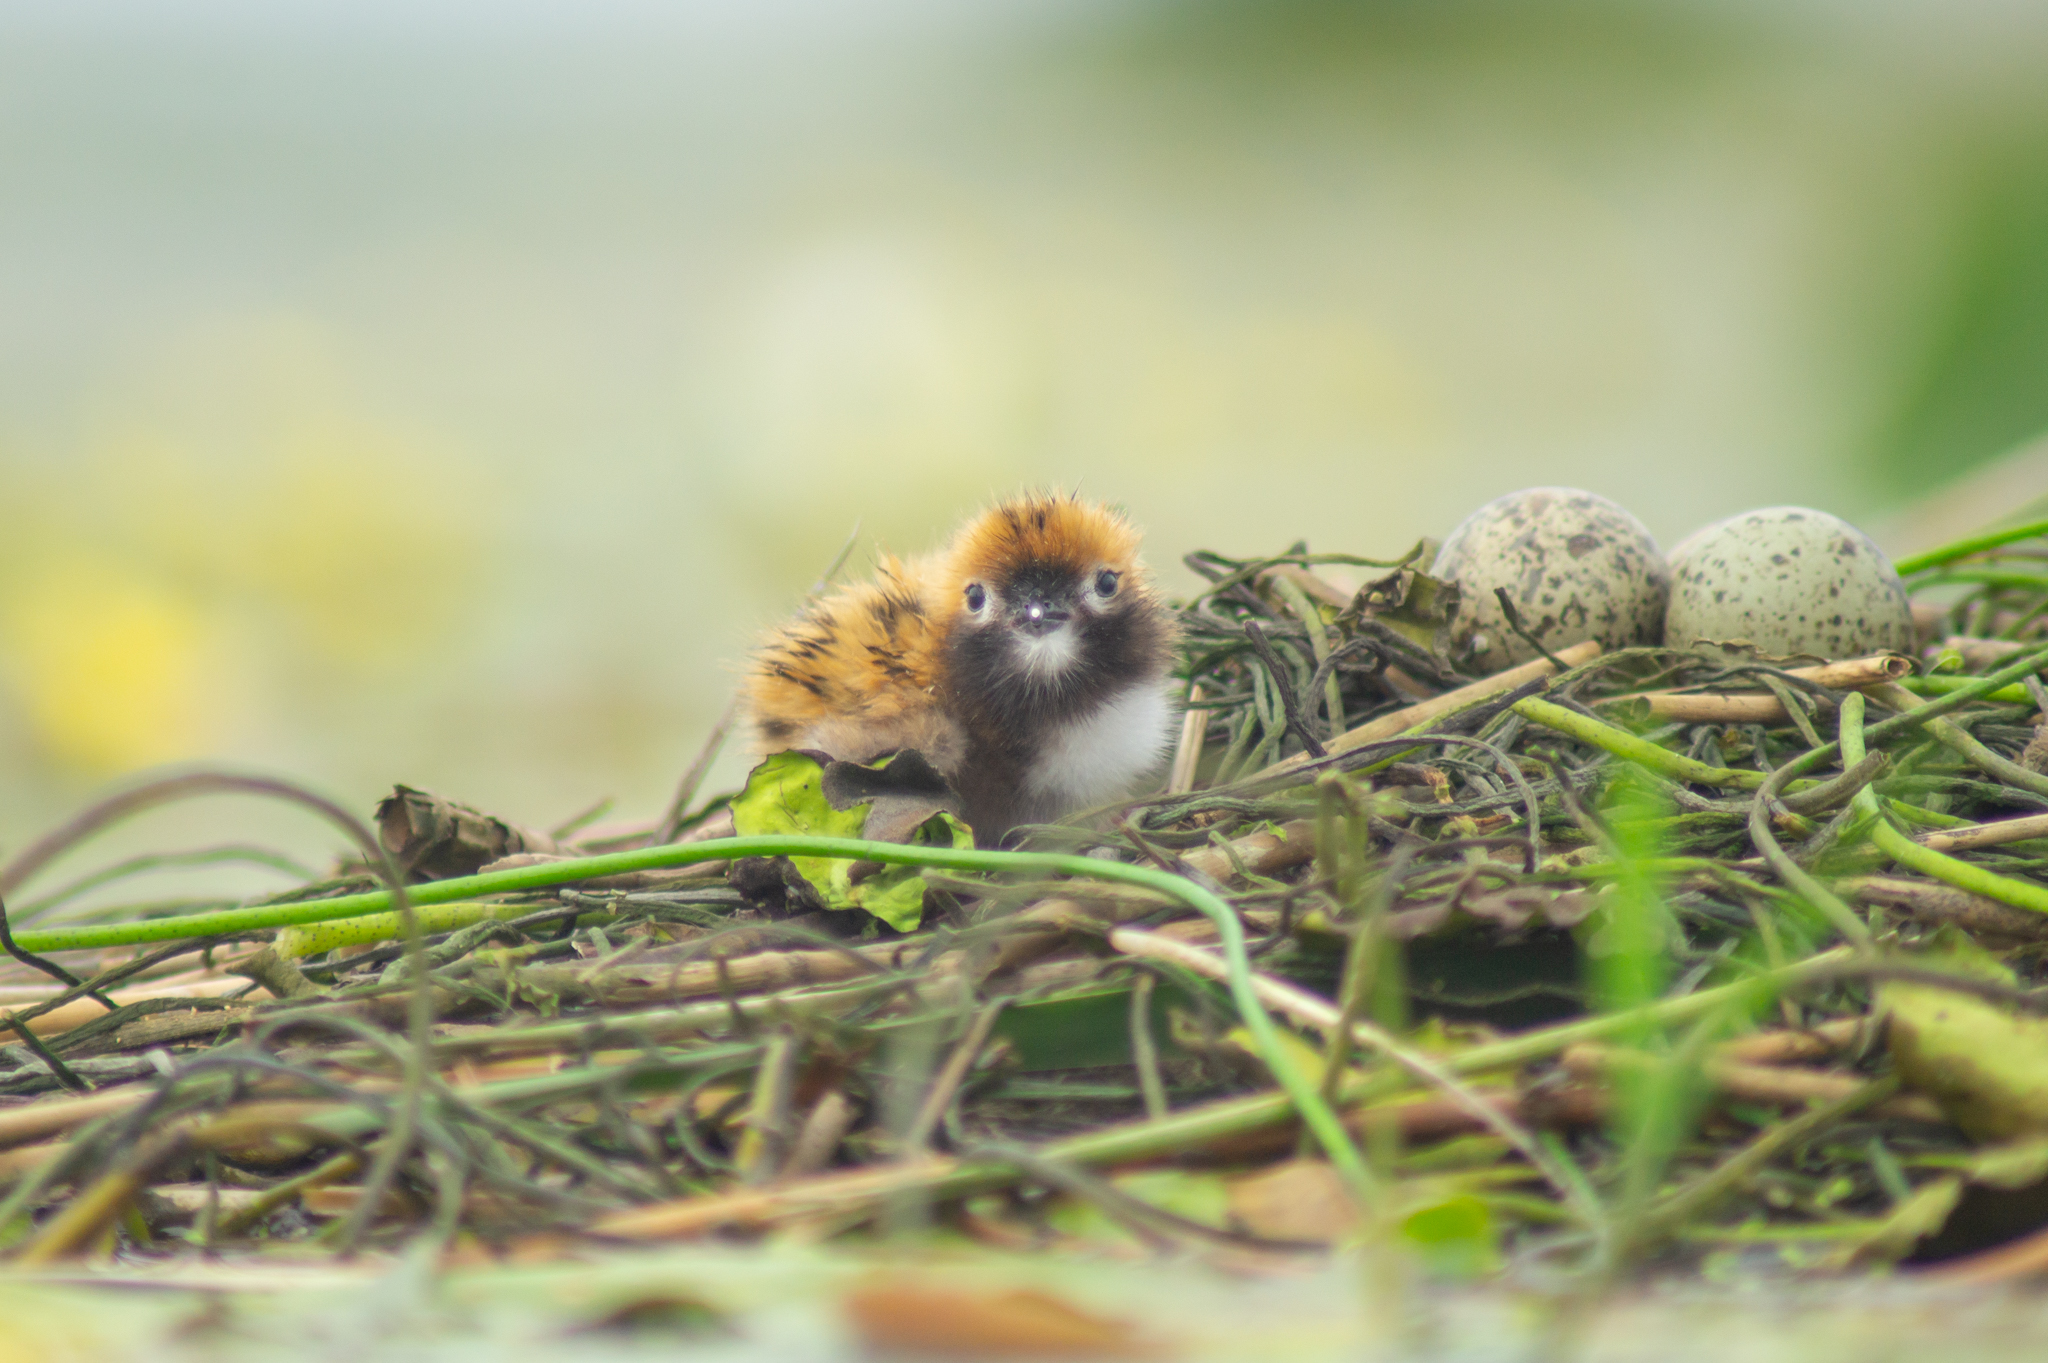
[1023,682,1177,814]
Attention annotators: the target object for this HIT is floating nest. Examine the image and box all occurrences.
[4,520,2048,1285]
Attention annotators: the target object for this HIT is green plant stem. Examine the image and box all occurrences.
[1863,641,2048,744]
[1841,693,2048,916]
[1268,573,1346,738]
[1895,518,2048,576]
[1866,681,2048,801]
[1522,637,2048,795]
[1511,697,1767,789]
[1866,820,2048,910]
[276,900,547,958]
[10,850,680,953]
[262,943,1864,1248]
[1700,642,2048,945]
[1908,569,2048,591]
[26,838,1865,1210]
[590,947,1857,1240]
[1903,675,2034,704]
[63,833,1374,1210]
[1747,748,1873,950]
[1398,947,1854,1085]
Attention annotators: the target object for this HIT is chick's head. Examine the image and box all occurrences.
[934,492,1167,700]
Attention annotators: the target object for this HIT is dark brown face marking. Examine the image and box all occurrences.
[943,577,1168,748]
[939,576,1170,848]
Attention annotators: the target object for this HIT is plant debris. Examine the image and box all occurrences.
[9,519,2048,1287]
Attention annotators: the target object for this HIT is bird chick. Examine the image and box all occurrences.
[744,492,1179,845]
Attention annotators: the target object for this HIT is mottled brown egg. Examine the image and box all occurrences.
[1664,506,1911,659]
[1434,487,1670,674]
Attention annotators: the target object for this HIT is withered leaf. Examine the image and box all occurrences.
[842,1282,1162,1359]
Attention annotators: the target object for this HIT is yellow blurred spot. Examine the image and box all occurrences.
[0,557,211,773]
[222,446,473,666]
[77,316,483,672]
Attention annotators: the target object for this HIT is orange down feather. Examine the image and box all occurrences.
[742,492,1155,775]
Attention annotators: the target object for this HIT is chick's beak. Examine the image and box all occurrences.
[1014,595,1071,638]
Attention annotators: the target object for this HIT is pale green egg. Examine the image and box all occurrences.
[1665,506,1911,659]
[1435,487,1670,674]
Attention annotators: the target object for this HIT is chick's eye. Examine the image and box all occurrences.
[965,583,988,612]
[1094,570,1120,598]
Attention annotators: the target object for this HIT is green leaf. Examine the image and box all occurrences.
[729,751,870,902]
[1398,1192,1501,1279]
[729,754,974,931]
[1883,944,2048,1140]
[850,811,974,932]
[1876,928,2045,1139]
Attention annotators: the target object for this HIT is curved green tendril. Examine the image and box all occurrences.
[17,833,1380,1210]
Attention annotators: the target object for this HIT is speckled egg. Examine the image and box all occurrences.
[1434,487,1670,674]
[1664,506,1911,659]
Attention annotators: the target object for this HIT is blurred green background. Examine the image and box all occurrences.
[1,0,2046,888]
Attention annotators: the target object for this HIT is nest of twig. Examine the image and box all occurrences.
[4,522,2048,1283]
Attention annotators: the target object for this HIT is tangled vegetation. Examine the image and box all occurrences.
[6,516,2048,1306]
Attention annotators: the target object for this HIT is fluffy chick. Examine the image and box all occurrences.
[745,492,1179,844]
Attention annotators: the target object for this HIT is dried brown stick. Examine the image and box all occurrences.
[1166,683,1207,796]
[12,1100,350,1264]
[418,975,906,1061]
[1604,653,1914,724]
[3,947,247,1044]
[1936,636,2027,670]
[0,1139,66,1187]
[1842,875,2048,940]
[1108,926,1602,1226]
[1714,1019,1863,1065]
[1780,654,1915,687]
[510,938,911,1005]
[596,1154,964,1240]
[1558,1045,1945,1124]
[1619,693,1808,725]
[1914,812,2048,853]
[0,1085,153,1151]
[214,1152,367,1237]
[783,1091,857,1178]
[1256,640,1603,781]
